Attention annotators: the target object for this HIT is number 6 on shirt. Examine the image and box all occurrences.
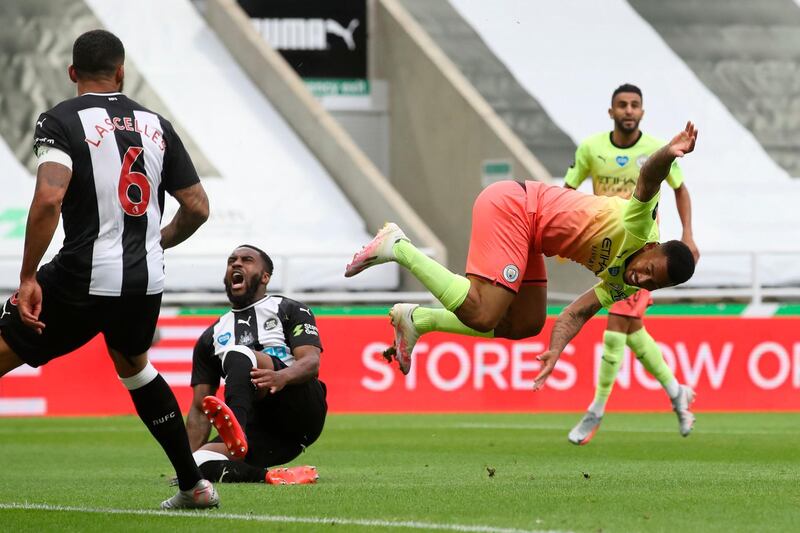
[118,146,150,216]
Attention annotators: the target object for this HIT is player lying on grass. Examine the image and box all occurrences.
[345,123,698,406]
[184,245,326,485]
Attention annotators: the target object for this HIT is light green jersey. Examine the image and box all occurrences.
[591,193,661,307]
[564,131,683,198]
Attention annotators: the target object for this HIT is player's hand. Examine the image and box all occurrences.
[18,278,45,334]
[250,368,287,394]
[533,349,561,391]
[683,236,700,263]
[667,121,698,158]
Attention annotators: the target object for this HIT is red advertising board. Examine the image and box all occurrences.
[1,316,799,415]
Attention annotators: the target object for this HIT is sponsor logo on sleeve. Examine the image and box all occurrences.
[293,324,319,337]
[217,332,231,346]
[264,318,278,330]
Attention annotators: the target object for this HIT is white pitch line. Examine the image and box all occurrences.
[0,502,565,533]
[453,422,800,435]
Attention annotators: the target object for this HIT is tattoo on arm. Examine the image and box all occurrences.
[548,293,601,353]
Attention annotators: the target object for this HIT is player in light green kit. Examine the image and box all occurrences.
[564,84,700,445]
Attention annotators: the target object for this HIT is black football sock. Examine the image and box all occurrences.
[222,350,256,431]
[200,460,267,483]
[122,365,202,491]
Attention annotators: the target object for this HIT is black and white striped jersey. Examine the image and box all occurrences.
[191,295,323,386]
[32,92,199,297]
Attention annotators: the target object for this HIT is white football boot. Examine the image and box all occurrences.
[345,223,408,278]
[160,479,219,510]
[671,384,696,437]
[568,412,603,445]
[385,303,421,375]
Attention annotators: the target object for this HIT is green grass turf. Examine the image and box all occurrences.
[0,413,798,532]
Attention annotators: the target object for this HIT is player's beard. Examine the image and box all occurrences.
[224,272,262,309]
[615,117,640,134]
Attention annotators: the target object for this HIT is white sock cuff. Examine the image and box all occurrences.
[665,378,681,399]
[119,361,159,391]
[193,449,229,466]
[221,345,257,368]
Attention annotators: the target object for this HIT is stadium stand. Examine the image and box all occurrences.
[629,0,800,179]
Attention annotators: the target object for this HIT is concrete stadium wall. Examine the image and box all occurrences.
[204,0,446,280]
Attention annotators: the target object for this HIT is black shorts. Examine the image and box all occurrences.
[214,374,328,468]
[0,268,162,367]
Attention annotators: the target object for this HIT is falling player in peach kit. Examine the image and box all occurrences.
[345,123,698,410]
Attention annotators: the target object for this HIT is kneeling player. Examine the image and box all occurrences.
[185,245,327,484]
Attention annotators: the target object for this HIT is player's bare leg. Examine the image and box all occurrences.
[492,284,547,340]
[0,336,24,377]
[455,276,517,333]
[109,348,218,509]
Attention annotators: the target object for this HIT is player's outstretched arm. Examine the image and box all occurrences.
[533,288,602,391]
[186,383,217,451]
[635,121,698,203]
[161,183,209,250]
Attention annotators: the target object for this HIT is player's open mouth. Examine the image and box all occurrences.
[231,271,245,290]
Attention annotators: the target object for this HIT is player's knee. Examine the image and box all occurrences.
[254,350,274,371]
[602,331,626,362]
[524,314,546,338]
[222,345,257,370]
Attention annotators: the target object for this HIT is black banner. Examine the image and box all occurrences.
[239,0,367,79]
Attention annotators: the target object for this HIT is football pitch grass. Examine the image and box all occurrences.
[0,413,798,532]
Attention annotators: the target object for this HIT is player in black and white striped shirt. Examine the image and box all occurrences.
[186,245,327,485]
[0,30,217,509]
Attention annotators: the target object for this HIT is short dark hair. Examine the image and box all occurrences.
[662,240,695,285]
[72,29,125,78]
[238,244,274,275]
[611,83,642,104]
